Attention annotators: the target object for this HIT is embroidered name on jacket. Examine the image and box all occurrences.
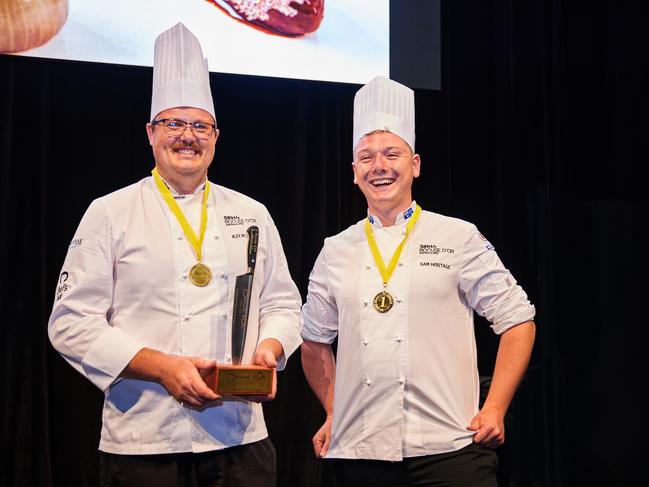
[420,262,451,270]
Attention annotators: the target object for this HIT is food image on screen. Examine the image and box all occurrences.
[207,0,324,36]
[0,0,68,53]
[4,0,390,85]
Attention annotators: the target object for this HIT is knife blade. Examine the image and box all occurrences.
[231,225,259,365]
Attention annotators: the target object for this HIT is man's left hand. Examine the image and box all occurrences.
[243,339,282,402]
[468,405,505,449]
[252,346,278,369]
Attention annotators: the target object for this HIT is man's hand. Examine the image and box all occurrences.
[301,340,336,458]
[123,348,220,408]
[252,346,278,369]
[468,321,535,449]
[468,405,505,449]
[313,416,333,458]
[159,355,220,407]
[243,339,282,402]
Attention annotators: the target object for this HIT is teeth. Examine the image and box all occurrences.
[176,148,197,154]
[371,178,394,186]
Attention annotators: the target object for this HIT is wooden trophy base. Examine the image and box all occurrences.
[205,365,273,396]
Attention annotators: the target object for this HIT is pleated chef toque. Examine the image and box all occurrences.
[353,76,415,151]
[150,22,215,122]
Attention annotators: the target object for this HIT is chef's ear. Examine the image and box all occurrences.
[412,153,421,179]
[352,162,358,185]
[146,123,155,146]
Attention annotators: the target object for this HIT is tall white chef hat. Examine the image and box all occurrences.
[353,76,415,151]
[150,22,215,123]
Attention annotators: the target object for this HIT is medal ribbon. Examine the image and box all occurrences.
[364,205,422,286]
[152,167,210,262]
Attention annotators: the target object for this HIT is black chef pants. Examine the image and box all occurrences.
[331,443,499,487]
[99,438,275,487]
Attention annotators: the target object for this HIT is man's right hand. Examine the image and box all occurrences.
[313,416,333,458]
[124,348,220,407]
[159,355,220,407]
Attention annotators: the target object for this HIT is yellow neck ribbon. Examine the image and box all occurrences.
[364,205,422,286]
[152,167,210,262]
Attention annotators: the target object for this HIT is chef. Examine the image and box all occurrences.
[301,76,536,487]
[48,22,302,487]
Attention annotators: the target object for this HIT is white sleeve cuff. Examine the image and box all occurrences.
[258,315,303,371]
[81,327,144,391]
[301,314,338,345]
[491,304,536,335]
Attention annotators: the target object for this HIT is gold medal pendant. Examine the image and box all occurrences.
[152,168,213,289]
[364,205,422,314]
[189,263,212,287]
[373,290,394,313]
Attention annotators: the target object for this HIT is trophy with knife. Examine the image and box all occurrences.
[205,225,274,396]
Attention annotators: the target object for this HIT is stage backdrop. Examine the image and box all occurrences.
[1,1,647,486]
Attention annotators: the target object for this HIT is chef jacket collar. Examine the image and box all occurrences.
[367,200,417,228]
[155,173,207,200]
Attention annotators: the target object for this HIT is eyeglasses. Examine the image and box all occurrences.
[151,118,216,138]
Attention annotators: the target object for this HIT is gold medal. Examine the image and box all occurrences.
[364,205,422,313]
[189,263,212,287]
[152,168,213,290]
[373,290,394,313]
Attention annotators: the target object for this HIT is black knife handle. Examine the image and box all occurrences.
[247,226,259,272]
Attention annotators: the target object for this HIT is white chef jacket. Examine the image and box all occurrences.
[301,202,535,461]
[49,176,302,454]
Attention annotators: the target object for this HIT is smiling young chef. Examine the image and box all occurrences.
[300,76,536,487]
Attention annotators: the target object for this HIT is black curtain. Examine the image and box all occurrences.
[1,1,647,486]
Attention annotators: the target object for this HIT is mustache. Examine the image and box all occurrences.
[172,142,201,152]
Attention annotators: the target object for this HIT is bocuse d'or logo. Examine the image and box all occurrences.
[224,216,257,226]
[419,244,454,255]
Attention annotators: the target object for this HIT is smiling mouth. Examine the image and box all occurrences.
[173,147,200,156]
[370,178,395,187]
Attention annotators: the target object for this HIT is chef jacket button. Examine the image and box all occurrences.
[396,298,403,303]
[362,339,368,345]
[399,378,405,384]
[365,266,371,270]
[183,315,191,321]
[214,235,220,239]
[363,301,368,307]
[396,337,402,342]
[364,379,372,386]
[225,355,231,361]
[398,262,404,267]
[182,274,188,280]
[177,235,183,240]
[221,273,228,279]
